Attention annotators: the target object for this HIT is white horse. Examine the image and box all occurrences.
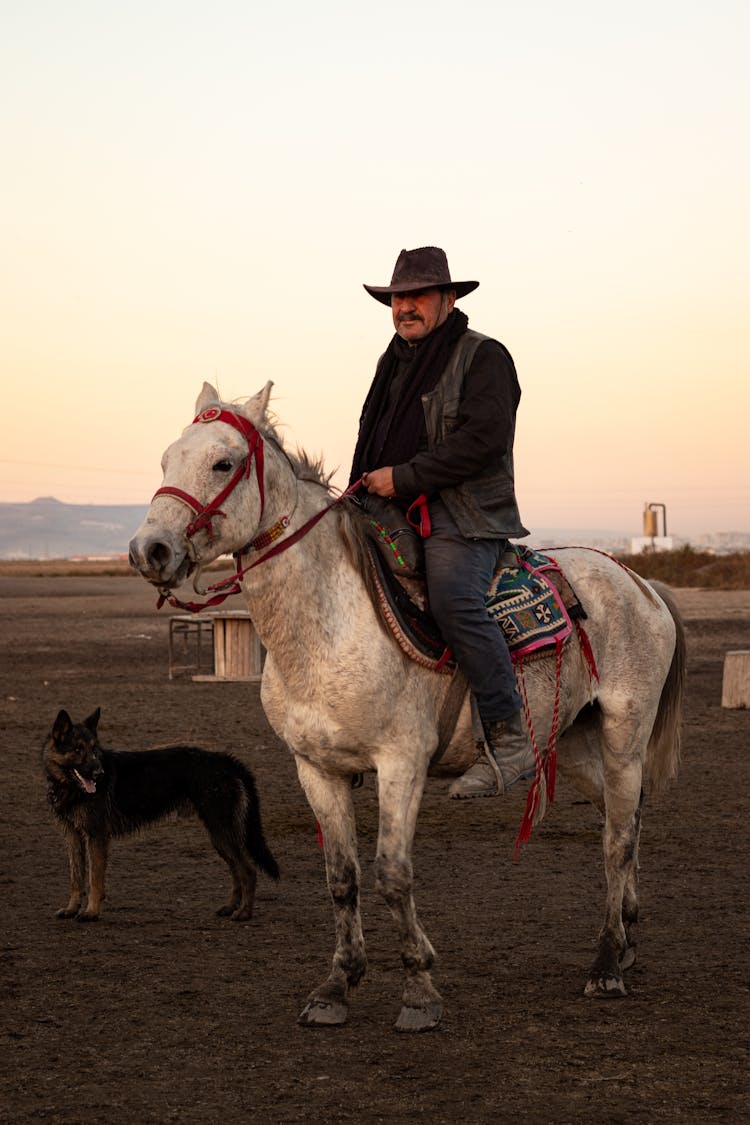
[129,383,685,1031]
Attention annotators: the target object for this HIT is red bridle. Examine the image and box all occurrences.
[151,404,363,613]
[152,406,265,543]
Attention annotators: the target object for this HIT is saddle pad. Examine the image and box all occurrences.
[369,543,585,670]
[487,546,585,660]
[368,545,451,670]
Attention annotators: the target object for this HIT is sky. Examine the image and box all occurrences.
[1,0,748,538]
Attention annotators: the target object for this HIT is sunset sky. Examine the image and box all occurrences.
[2,1,748,538]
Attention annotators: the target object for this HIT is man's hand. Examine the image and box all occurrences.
[362,467,396,498]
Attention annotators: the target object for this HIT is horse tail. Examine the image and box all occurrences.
[645,581,686,792]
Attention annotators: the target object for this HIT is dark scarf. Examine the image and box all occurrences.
[349,308,469,485]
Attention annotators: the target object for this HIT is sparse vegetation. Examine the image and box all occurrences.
[615,546,750,589]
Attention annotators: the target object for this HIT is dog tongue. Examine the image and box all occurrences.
[74,769,97,795]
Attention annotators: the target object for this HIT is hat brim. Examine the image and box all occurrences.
[363,280,479,306]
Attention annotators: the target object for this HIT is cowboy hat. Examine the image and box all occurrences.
[363,246,479,305]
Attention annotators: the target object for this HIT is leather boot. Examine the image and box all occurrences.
[449,713,536,800]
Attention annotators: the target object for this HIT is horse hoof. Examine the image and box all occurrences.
[395,1002,443,1032]
[298,999,348,1027]
[584,974,627,999]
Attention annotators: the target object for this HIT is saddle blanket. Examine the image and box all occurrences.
[487,546,585,659]
[369,543,585,671]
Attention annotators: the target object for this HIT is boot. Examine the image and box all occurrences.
[449,713,536,800]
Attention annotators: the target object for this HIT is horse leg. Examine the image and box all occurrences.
[558,713,642,972]
[374,759,443,1032]
[585,738,645,998]
[556,711,606,815]
[295,757,366,1028]
[619,788,644,971]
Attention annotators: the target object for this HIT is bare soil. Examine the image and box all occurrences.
[1,576,748,1124]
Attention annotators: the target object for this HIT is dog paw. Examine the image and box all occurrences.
[75,911,100,923]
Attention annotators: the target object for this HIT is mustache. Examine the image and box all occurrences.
[397,312,423,323]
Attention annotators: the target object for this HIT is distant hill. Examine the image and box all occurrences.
[0,498,149,559]
[0,497,636,560]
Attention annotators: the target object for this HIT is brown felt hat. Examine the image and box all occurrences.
[363,246,479,306]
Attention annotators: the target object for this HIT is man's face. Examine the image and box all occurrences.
[391,287,456,345]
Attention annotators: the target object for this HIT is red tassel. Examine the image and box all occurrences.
[316,821,323,848]
[514,771,542,860]
[576,621,599,684]
[545,748,557,804]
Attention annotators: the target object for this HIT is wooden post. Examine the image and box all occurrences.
[193,612,265,683]
[721,651,750,709]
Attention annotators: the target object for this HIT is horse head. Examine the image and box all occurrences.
[129,380,274,590]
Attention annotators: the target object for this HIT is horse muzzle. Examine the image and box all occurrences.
[128,526,195,588]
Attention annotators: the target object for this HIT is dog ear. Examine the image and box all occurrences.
[52,710,72,739]
[84,707,101,734]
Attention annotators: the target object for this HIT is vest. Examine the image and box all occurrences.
[420,330,529,539]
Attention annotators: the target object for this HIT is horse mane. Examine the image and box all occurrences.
[254,412,383,615]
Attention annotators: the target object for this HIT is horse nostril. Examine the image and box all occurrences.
[146,541,173,572]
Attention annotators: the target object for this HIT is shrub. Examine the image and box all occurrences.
[615,547,750,589]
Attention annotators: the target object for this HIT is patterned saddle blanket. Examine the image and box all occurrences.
[368,543,586,672]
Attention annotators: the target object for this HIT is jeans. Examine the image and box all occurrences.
[423,498,521,724]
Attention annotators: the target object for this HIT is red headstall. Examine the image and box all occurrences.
[152,406,265,543]
[151,401,366,613]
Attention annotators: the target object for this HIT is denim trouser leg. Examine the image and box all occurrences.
[423,499,521,724]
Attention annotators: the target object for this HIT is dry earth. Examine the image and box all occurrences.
[0,576,748,1123]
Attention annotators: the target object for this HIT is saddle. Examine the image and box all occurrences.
[364,518,586,673]
[355,493,424,579]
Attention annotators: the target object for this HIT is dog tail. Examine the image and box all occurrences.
[240,770,280,881]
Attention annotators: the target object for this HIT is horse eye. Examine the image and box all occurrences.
[212,459,233,472]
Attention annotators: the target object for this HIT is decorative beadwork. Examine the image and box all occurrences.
[249,516,290,553]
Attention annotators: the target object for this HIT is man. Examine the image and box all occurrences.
[350,245,535,799]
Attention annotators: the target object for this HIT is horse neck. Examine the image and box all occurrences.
[239,466,367,660]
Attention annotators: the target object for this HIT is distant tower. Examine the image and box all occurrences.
[632,503,672,554]
[643,502,667,538]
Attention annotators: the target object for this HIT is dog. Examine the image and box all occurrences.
[43,707,279,922]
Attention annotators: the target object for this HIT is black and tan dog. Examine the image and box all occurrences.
[43,708,279,922]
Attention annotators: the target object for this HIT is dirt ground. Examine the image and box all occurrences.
[0,575,748,1124]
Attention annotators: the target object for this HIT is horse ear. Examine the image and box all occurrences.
[195,382,220,415]
[239,381,274,426]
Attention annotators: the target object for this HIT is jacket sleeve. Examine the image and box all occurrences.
[392,340,520,499]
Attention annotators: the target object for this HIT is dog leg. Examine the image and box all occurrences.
[79,836,108,921]
[56,829,86,919]
[212,844,257,921]
[214,855,243,917]
[231,862,257,922]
